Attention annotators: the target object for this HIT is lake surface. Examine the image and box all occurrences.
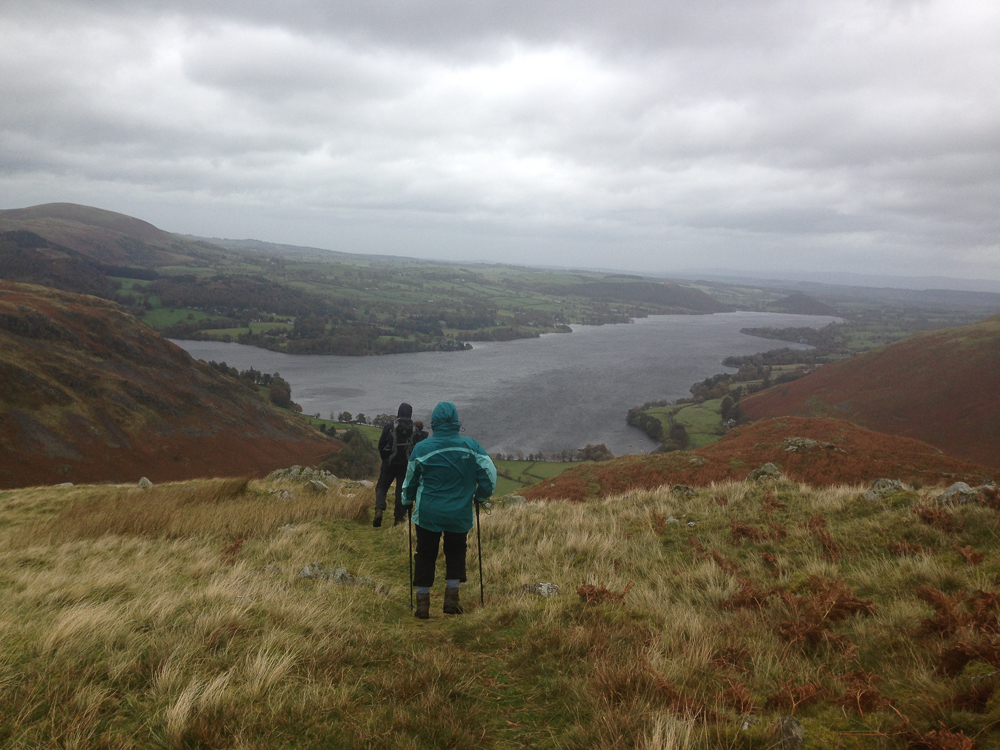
[174,312,838,457]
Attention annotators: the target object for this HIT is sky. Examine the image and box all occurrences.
[2,0,999,282]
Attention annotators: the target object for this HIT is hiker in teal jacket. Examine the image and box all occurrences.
[402,401,496,619]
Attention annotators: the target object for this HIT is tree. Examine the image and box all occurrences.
[578,444,614,462]
[372,413,394,428]
[354,413,368,425]
[268,377,292,409]
[720,395,735,421]
[668,423,689,450]
[337,411,352,423]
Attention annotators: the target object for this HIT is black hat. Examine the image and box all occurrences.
[397,402,412,418]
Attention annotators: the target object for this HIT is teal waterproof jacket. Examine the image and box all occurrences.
[401,402,497,533]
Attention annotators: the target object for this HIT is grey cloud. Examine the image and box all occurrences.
[1,0,998,280]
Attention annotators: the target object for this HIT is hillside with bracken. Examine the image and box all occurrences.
[738,314,1000,469]
[524,417,994,502]
[0,281,335,488]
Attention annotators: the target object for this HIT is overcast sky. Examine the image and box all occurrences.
[2,0,998,281]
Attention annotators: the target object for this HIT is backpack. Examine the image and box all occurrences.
[387,417,415,465]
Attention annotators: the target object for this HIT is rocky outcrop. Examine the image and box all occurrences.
[863,478,911,503]
[782,437,843,453]
[935,482,980,506]
[266,465,339,484]
[748,463,785,482]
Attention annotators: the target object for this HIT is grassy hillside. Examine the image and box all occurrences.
[0,281,335,488]
[0,203,220,267]
[740,314,1000,470]
[2,474,999,748]
[0,203,731,356]
[525,417,995,502]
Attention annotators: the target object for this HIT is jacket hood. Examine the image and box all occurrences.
[430,401,461,434]
[397,402,412,419]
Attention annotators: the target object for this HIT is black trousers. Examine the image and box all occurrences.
[374,461,407,520]
[413,524,467,587]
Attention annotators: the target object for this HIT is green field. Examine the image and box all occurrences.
[142,307,215,327]
[646,398,726,449]
[493,460,578,497]
[201,321,293,337]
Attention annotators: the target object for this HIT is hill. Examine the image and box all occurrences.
[739,314,1000,469]
[0,202,222,267]
[524,417,994,501]
[768,292,839,316]
[0,281,334,488]
[3,473,1000,747]
[0,230,118,298]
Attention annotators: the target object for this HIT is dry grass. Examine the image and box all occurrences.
[1,475,999,748]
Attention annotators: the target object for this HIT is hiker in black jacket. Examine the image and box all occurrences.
[373,402,422,527]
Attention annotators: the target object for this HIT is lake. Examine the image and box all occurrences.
[174,312,838,457]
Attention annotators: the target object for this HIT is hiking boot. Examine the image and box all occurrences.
[415,592,430,619]
[372,509,383,528]
[443,587,464,615]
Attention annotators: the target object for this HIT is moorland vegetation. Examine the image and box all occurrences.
[0,281,334,488]
[741,314,1000,470]
[2,472,999,748]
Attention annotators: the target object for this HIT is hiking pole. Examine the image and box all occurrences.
[475,500,484,607]
[408,506,414,610]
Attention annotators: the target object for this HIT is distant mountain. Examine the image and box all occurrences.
[676,269,1000,294]
[767,293,839,316]
[0,202,223,267]
[193,236,423,264]
[524,417,994,501]
[0,281,335,488]
[740,314,1000,469]
[539,280,731,314]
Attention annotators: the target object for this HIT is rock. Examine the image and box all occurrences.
[54,482,73,487]
[342,480,374,489]
[263,564,283,575]
[266,466,339,484]
[268,488,296,501]
[137,477,153,489]
[747,463,785,482]
[500,495,527,507]
[686,521,698,527]
[521,582,560,596]
[782,436,842,452]
[936,482,980,506]
[672,484,697,497]
[776,716,805,750]
[666,516,680,523]
[307,479,329,493]
[688,456,706,467]
[279,524,298,531]
[863,478,911,503]
[298,562,376,590]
